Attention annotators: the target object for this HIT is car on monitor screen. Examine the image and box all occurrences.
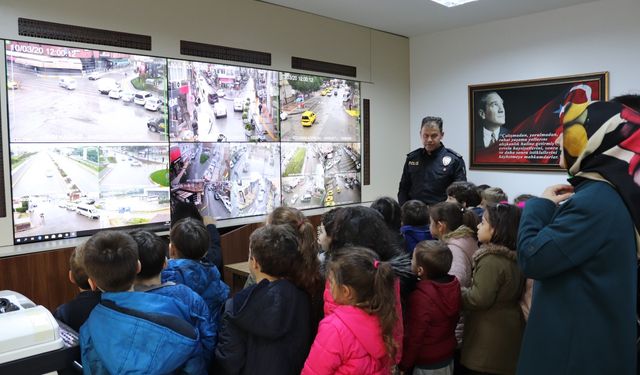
[7,80,19,90]
[108,88,123,99]
[144,97,164,111]
[213,102,227,119]
[147,117,167,133]
[58,77,77,90]
[134,92,152,105]
[301,111,317,127]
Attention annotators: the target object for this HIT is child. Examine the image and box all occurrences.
[446,181,483,219]
[480,187,508,208]
[130,230,216,359]
[162,217,230,326]
[53,244,101,332]
[324,206,411,365]
[317,207,342,257]
[171,200,223,270]
[215,225,311,375]
[400,199,433,254]
[461,204,524,375]
[371,197,405,249]
[80,231,205,374]
[400,240,461,375]
[429,202,479,288]
[302,247,398,375]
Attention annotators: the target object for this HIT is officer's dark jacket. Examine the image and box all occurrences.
[398,144,466,206]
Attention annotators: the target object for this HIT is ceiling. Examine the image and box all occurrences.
[257,0,598,37]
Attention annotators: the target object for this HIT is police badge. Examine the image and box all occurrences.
[442,156,452,166]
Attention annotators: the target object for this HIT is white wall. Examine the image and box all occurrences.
[0,0,409,252]
[410,0,640,200]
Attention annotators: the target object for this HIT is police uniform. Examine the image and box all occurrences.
[398,144,467,206]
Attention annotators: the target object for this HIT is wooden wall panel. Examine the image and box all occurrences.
[0,247,77,312]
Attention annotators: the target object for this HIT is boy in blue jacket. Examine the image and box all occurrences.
[162,217,230,326]
[131,230,217,359]
[80,230,206,374]
[400,199,433,254]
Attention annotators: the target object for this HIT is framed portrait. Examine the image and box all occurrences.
[469,72,609,171]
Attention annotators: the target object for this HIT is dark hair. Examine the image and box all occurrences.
[321,207,343,238]
[170,217,209,260]
[476,184,491,193]
[485,203,521,250]
[370,197,402,232]
[268,207,323,296]
[82,231,138,292]
[513,194,536,204]
[171,200,203,222]
[429,201,479,235]
[130,230,168,279]
[329,206,402,261]
[401,200,429,226]
[420,116,443,132]
[414,240,453,280]
[446,181,481,207]
[69,244,90,290]
[328,247,398,360]
[611,94,640,112]
[250,224,302,279]
[481,187,508,205]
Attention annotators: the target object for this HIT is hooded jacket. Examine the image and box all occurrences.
[400,276,461,370]
[400,224,433,254]
[80,291,204,375]
[214,279,311,375]
[461,244,524,375]
[135,282,216,359]
[302,305,393,375]
[162,258,230,325]
[442,225,478,288]
[443,225,479,346]
[323,278,404,364]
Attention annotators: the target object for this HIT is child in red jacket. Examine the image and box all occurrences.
[302,247,398,375]
[400,240,461,375]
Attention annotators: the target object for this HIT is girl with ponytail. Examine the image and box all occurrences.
[302,247,398,375]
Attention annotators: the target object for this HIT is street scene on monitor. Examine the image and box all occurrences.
[5,40,168,143]
[279,73,360,142]
[11,144,170,241]
[168,60,278,143]
[170,142,281,219]
[281,142,361,209]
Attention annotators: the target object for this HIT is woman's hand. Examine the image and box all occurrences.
[541,184,574,204]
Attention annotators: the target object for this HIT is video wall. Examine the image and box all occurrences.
[4,40,362,244]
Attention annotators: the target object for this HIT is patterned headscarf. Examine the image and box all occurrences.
[559,90,640,257]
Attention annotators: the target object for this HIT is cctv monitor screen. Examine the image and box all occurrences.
[279,73,360,142]
[6,40,170,244]
[280,142,361,209]
[169,142,281,220]
[167,59,279,143]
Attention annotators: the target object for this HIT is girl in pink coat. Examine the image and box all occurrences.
[302,247,398,375]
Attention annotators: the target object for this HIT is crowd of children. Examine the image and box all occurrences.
[52,170,637,374]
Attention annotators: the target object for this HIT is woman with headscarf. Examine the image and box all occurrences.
[516,93,639,375]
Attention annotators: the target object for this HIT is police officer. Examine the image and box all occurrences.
[398,116,467,206]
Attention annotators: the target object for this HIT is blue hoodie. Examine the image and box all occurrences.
[80,291,205,374]
[400,224,433,254]
[162,258,230,326]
